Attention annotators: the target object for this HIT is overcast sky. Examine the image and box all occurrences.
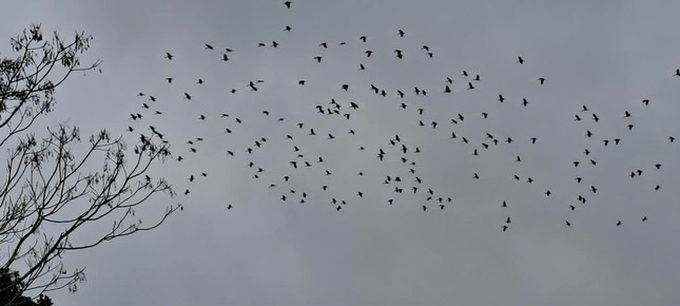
[2,1,680,305]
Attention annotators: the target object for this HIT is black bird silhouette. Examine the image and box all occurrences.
[498,94,505,102]
[205,44,213,50]
[517,56,524,64]
[284,1,292,8]
[398,29,405,37]
[360,36,367,42]
[164,52,173,60]
[538,77,545,84]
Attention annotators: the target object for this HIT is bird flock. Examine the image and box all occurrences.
[126,1,678,231]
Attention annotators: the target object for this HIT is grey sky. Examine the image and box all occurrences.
[2,1,680,305]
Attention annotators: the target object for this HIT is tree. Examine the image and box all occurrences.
[0,268,53,306]
[0,25,181,304]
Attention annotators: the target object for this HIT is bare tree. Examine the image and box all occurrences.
[0,25,180,304]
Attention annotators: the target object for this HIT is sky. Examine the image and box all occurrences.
[1,1,680,305]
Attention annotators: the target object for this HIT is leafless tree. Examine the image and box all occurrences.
[0,24,180,303]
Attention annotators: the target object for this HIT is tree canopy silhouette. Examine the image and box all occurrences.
[0,24,180,304]
[0,268,53,306]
